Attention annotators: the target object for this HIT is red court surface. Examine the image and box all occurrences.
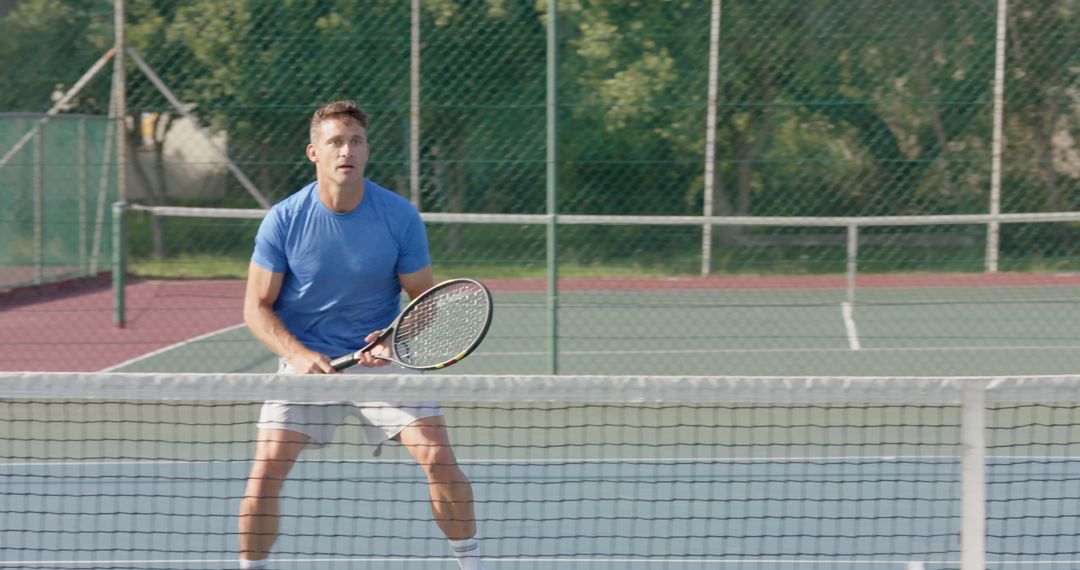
[0,278,245,372]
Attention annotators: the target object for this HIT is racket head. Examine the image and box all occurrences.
[388,278,494,370]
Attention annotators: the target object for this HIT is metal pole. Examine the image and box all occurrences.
[114,0,127,204]
[92,108,116,276]
[410,0,422,208]
[112,201,126,328]
[33,128,44,287]
[126,47,270,209]
[960,380,987,570]
[986,0,1008,272]
[546,0,559,374]
[846,224,858,308]
[79,120,87,275]
[0,48,115,171]
[701,0,721,275]
[113,0,127,326]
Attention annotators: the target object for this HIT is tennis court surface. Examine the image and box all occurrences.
[3,273,1080,569]
[4,272,1080,376]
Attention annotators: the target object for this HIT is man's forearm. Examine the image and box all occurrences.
[245,304,310,362]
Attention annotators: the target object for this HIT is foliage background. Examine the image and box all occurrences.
[2,0,1080,274]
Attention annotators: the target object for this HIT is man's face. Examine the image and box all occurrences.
[307,117,369,188]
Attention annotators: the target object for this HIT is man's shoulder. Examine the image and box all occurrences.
[267,182,318,218]
[365,180,418,213]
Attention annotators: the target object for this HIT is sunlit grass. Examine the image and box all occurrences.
[129,254,250,279]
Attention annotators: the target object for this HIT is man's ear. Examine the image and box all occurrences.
[306,143,317,164]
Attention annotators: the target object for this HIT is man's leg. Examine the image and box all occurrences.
[396,416,483,569]
[239,428,309,566]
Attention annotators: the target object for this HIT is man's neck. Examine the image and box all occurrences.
[318,179,365,213]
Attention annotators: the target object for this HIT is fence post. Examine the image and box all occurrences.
[986,0,1008,273]
[846,224,858,308]
[112,201,126,328]
[79,120,88,276]
[33,127,44,287]
[546,0,560,374]
[113,0,127,205]
[701,0,721,276]
[410,0,422,208]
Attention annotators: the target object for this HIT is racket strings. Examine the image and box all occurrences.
[394,283,490,367]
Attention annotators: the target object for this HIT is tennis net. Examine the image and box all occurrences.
[2,372,1079,569]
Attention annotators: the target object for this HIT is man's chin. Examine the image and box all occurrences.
[333,170,364,184]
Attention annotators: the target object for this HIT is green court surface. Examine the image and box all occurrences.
[105,284,1080,377]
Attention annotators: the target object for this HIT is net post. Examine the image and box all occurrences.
[112,201,127,328]
[846,224,858,307]
[960,379,987,570]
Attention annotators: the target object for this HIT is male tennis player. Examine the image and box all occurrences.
[238,100,484,570]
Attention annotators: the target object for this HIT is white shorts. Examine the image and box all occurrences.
[257,359,443,455]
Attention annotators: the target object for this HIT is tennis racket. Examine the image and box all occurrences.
[330,278,493,371]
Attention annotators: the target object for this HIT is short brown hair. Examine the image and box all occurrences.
[309,100,369,142]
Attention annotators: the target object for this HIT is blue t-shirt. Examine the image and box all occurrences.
[251,180,431,358]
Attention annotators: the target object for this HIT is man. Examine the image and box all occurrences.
[239,100,484,570]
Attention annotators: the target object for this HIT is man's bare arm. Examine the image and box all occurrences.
[244,261,334,373]
[399,265,436,301]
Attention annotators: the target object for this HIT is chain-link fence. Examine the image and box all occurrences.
[5,1,1079,216]
[0,114,117,290]
[3,1,1080,374]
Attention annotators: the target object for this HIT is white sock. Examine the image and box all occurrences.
[449,537,484,570]
[238,559,268,569]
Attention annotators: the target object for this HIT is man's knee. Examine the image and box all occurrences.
[417,449,467,483]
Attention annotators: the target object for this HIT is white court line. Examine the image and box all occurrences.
[5,454,1068,468]
[3,558,1078,567]
[0,558,950,567]
[472,343,1080,358]
[91,317,1077,370]
[98,323,247,372]
[841,301,861,350]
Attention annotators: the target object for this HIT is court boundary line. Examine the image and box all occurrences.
[477,343,1080,356]
[841,302,861,350]
[98,323,247,372]
[7,454,1077,468]
[3,557,1079,567]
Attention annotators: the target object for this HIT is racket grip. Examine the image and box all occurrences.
[329,353,359,371]
[331,331,387,371]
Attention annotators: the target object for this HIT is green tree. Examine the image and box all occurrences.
[0,0,113,112]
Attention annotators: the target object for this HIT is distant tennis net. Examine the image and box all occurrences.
[2,372,1079,569]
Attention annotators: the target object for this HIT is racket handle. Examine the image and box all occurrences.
[330,353,359,371]
[329,334,383,371]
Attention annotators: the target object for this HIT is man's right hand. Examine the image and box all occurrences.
[287,351,336,374]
